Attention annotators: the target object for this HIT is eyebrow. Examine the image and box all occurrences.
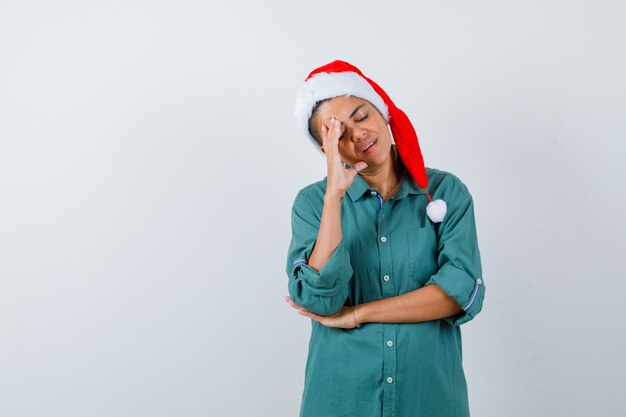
[349,104,366,119]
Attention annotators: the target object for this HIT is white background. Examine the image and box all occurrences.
[1,1,625,416]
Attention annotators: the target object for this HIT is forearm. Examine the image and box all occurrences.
[354,284,464,324]
[307,191,344,271]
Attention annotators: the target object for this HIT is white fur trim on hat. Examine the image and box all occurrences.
[294,71,389,142]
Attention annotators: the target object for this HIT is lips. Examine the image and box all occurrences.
[360,139,377,153]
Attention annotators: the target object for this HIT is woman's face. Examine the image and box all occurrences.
[311,95,393,170]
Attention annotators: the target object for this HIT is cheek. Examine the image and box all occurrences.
[376,121,391,138]
[337,142,349,153]
[365,118,386,132]
[337,143,356,158]
[377,117,389,128]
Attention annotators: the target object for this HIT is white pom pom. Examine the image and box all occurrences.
[426,199,447,223]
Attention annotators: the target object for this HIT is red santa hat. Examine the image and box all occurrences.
[294,59,447,223]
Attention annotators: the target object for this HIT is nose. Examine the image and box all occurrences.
[351,126,367,141]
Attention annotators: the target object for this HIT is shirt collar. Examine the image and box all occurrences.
[346,145,426,202]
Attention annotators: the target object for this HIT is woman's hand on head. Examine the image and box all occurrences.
[321,117,368,198]
[284,295,360,329]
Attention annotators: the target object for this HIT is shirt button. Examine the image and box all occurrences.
[387,340,393,347]
[380,236,387,243]
[477,278,483,285]
[383,275,390,282]
[387,377,394,384]
[371,191,377,195]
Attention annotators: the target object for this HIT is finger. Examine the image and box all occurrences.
[299,309,322,323]
[324,117,338,139]
[354,161,368,170]
[326,117,341,145]
[320,124,329,148]
[326,118,342,162]
[330,117,341,143]
[320,120,332,160]
[285,297,303,308]
[346,161,368,179]
[288,302,307,312]
[285,297,308,312]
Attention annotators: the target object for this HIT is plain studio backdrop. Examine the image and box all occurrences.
[1,1,625,416]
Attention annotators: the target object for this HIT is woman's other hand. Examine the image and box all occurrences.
[285,295,360,329]
[321,117,368,198]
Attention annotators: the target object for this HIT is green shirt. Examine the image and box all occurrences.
[285,149,485,417]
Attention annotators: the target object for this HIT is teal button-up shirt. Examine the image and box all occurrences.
[286,149,485,417]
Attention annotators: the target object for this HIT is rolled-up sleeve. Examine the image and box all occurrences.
[285,191,353,316]
[424,191,485,326]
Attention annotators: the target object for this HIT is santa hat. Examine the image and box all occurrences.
[294,59,447,223]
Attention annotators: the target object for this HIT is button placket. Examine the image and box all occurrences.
[378,201,397,416]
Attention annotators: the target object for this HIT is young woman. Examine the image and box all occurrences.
[285,60,485,417]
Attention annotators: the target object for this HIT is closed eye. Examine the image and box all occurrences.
[357,114,368,122]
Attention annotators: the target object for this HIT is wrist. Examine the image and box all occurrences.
[325,190,345,204]
[353,304,365,327]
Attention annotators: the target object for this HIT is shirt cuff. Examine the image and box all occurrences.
[425,266,486,326]
[291,239,353,296]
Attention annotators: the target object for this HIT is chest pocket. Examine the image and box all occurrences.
[390,225,438,290]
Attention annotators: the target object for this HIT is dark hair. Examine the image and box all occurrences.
[307,98,331,146]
